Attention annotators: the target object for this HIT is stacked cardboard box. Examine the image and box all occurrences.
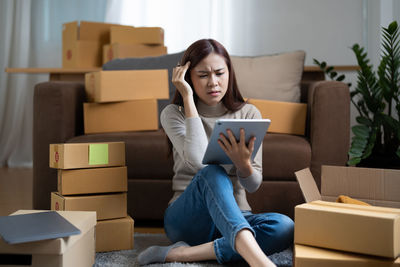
[62,21,131,68]
[49,142,134,252]
[294,167,400,266]
[62,21,166,67]
[83,69,169,134]
[103,26,167,64]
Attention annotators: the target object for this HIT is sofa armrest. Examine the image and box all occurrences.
[307,81,350,188]
[33,81,86,209]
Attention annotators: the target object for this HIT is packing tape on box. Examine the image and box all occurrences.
[54,145,59,169]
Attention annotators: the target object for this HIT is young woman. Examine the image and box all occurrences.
[138,39,293,267]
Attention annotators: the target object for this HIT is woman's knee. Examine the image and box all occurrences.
[198,165,231,185]
[200,165,226,177]
[252,213,294,253]
[275,214,294,240]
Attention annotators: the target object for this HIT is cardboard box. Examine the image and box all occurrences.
[295,168,400,258]
[51,192,127,220]
[294,244,400,267]
[85,69,169,102]
[62,41,103,68]
[96,216,134,252]
[110,26,164,45]
[0,210,96,267]
[49,142,125,169]
[62,21,130,68]
[83,99,159,134]
[58,166,127,195]
[247,98,307,135]
[320,165,400,208]
[103,43,167,64]
[294,200,400,258]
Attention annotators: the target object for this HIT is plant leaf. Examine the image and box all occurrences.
[347,157,361,166]
[337,74,345,81]
[356,116,371,126]
[352,125,370,138]
[388,21,398,34]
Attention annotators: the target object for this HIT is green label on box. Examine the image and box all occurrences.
[89,144,109,165]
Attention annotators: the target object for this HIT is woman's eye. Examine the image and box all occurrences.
[199,75,208,78]
[216,72,224,76]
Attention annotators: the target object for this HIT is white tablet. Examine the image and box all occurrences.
[202,119,271,165]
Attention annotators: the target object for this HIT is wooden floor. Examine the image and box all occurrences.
[0,167,164,233]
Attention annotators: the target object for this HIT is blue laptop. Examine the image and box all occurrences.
[0,211,81,244]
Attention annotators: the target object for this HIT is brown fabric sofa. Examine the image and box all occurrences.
[33,53,350,222]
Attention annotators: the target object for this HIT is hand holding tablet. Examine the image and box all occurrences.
[202,119,271,165]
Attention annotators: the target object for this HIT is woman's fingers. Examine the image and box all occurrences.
[226,129,238,147]
[172,61,192,97]
[248,136,255,154]
[218,133,231,150]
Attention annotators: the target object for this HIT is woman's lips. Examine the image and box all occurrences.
[208,91,221,96]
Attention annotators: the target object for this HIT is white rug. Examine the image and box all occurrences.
[94,233,292,267]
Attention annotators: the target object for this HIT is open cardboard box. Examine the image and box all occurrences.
[294,167,400,259]
[0,210,96,267]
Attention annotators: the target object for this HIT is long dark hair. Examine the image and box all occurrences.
[167,39,246,156]
[171,38,245,110]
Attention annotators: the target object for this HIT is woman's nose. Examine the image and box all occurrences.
[208,74,218,87]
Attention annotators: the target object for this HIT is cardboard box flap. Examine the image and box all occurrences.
[62,21,78,43]
[0,210,96,255]
[304,200,400,217]
[321,165,400,202]
[295,168,321,202]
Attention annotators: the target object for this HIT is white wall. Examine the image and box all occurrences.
[228,0,364,66]
[108,0,365,66]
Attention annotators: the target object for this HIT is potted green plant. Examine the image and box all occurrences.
[315,21,400,168]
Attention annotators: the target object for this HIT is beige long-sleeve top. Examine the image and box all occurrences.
[160,100,263,211]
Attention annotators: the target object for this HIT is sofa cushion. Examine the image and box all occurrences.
[231,50,305,103]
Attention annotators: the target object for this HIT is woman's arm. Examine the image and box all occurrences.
[219,105,263,193]
[161,62,208,170]
[172,62,198,118]
[161,106,208,171]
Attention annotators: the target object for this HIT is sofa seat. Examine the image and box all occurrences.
[69,130,311,182]
[263,133,311,180]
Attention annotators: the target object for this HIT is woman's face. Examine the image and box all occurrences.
[190,53,229,106]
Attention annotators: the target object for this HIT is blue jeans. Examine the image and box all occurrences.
[164,165,294,263]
